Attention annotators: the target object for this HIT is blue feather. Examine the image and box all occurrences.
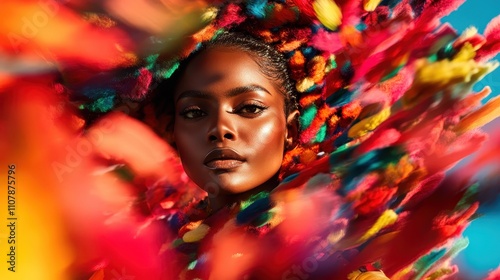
[326,88,356,108]
[236,195,272,225]
[246,0,267,19]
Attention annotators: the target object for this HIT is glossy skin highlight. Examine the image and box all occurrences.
[173,47,297,208]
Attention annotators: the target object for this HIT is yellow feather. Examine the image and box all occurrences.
[403,55,498,107]
[363,0,382,12]
[348,107,391,138]
[391,265,414,280]
[296,77,315,92]
[313,0,342,31]
[348,270,390,280]
[201,7,218,23]
[182,223,210,243]
[358,209,398,243]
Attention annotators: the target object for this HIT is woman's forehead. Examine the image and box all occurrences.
[185,47,255,70]
[175,47,278,95]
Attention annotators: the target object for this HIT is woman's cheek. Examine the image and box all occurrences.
[174,128,199,164]
[248,118,286,154]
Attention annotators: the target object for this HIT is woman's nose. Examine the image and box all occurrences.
[207,111,236,142]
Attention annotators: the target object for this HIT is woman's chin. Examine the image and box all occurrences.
[200,176,255,197]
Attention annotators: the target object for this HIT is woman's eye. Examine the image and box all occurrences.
[180,107,206,119]
[236,104,268,115]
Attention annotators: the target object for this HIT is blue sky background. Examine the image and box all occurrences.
[443,1,500,278]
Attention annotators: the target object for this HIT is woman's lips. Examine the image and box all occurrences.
[205,159,244,170]
[203,148,245,170]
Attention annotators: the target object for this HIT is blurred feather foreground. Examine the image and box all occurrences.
[1,0,500,279]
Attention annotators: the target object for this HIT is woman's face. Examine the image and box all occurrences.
[173,47,292,195]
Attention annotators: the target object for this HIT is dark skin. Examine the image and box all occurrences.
[173,46,299,213]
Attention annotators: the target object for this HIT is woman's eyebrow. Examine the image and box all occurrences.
[175,90,214,102]
[176,84,272,102]
[226,84,271,97]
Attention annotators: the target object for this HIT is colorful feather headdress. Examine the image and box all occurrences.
[1,0,500,279]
